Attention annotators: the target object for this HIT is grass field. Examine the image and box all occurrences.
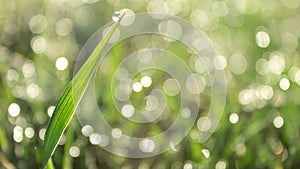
[0,0,300,168]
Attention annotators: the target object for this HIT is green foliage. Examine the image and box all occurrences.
[0,0,300,169]
[43,20,121,167]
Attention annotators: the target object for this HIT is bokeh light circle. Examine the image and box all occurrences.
[74,12,226,158]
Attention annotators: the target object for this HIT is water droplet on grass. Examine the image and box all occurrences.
[112,9,135,26]
[112,11,121,23]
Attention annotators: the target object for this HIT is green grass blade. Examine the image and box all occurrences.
[46,158,55,169]
[0,125,8,153]
[43,14,124,168]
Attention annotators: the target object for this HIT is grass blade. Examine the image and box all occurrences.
[43,13,124,168]
[46,158,55,169]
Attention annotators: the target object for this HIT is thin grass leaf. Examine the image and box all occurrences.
[46,158,55,169]
[0,125,8,153]
[43,13,125,168]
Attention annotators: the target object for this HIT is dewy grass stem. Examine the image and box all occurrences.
[43,11,125,168]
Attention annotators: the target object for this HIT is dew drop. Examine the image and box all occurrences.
[112,9,135,25]
[112,11,121,23]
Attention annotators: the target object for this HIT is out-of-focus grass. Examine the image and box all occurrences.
[0,0,300,169]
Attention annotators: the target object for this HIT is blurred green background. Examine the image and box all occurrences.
[1,0,300,168]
